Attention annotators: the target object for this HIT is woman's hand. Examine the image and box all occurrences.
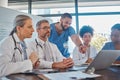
[86,58,93,63]
[79,45,87,54]
[29,52,39,68]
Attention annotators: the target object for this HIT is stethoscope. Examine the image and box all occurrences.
[35,39,55,61]
[11,35,23,61]
[35,39,42,49]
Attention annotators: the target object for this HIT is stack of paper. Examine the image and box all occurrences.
[38,71,101,80]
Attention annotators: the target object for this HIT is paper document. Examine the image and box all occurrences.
[0,77,10,80]
[112,63,120,66]
[42,71,101,80]
[23,69,59,74]
[68,66,87,71]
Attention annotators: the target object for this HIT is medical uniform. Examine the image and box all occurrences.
[0,33,33,77]
[28,38,65,69]
[49,23,76,58]
[102,42,120,60]
[72,45,97,65]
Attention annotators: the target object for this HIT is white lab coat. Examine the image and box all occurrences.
[27,38,65,69]
[72,45,97,66]
[0,33,33,77]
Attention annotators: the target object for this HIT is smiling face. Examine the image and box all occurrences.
[60,17,72,30]
[82,32,93,46]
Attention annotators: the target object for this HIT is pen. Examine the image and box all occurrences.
[70,77,95,80]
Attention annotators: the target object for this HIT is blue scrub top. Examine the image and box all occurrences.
[49,23,76,58]
[102,42,120,60]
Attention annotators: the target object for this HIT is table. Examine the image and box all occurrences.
[1,66,120,80]
[95,66,120,80]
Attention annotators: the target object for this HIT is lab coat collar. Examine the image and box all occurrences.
[36,37,49,47]
[13,33,27,48]
[13,33,21,44]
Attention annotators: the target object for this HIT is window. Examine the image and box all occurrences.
[20,5,120,53]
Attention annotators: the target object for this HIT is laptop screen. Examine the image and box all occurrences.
[85,50,120,72]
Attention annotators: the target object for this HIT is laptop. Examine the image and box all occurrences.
[69,50,120,72]
[86,50,120,72]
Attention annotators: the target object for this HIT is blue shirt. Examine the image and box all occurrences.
[102,42,120,60]
[49,23,76,58]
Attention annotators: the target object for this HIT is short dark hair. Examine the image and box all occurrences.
[36,19,49,29]
[61,13,72,19]
[111,23,120,31]
[79,25,94,38]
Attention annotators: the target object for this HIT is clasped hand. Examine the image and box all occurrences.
[52,58,74,70]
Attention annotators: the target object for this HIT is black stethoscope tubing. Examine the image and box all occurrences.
[11,35,23,61]
[35,39,42,49]
[35,39,55,61]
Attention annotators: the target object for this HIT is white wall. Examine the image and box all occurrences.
[0,6,49,41]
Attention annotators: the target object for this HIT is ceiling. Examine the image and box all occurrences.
[8,0,120,10]
[8,0,73,3]
[8,0,120,3]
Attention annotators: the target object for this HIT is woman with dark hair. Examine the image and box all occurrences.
[0,15,39,77]
[72,25,97,65]
[102,23,120,64]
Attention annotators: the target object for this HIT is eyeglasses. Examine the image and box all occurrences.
[39,26,50,30]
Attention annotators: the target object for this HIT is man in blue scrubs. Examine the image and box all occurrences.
[102,23,120,64]
[49,13,84,58]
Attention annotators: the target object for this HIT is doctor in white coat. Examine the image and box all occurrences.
[72,25,97,65]
[28,19,74,70]
[0,15,39,77]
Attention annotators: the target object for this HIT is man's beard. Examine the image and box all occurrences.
[44,33,50,38]
[61,23,65,31]
[40,32,50,40]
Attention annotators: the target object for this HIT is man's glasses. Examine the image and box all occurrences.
[39,26,50,30]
